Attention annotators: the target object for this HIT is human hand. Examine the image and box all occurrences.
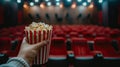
[17,37,48,66]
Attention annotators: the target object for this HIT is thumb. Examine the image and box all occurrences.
[33,40,48,50]
[21,37,28,44]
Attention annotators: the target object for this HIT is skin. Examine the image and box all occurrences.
[17,37,48,66]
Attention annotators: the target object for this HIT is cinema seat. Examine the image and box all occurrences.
[69,32,79,38]
[94,37,120,66]
[0,37,12,51]
[11,37,23,57]
[110,30,120,38]
[94,37,120,57]
[0,37,13,56]
[83,31,95,40]
[116,38,120,52]
[47,37,68,67]
[71,37,94,67]
[55,32,66,38]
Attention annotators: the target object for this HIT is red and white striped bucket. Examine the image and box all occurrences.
[25,29,52,64]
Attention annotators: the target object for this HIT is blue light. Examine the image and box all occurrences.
[67,0,72,2]
[77,0,82,2]
[56,2,60,6]
[35,0,39,3]
[47,2,51,6]
[87,0,91,3]
[30,2,34,6]
[99,0,103,3]
[82,2,87,6]
[56,0,60,1]
[17,0,21,3]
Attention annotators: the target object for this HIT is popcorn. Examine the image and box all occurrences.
[25,22,52,31]
[24,22,52,64]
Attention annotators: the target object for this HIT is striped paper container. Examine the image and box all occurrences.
[25,29,52,64]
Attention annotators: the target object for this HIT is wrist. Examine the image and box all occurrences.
[7,57,30,67]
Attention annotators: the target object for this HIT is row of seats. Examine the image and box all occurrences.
[47,37,120,67]
[0,36,120,67]
[0,25,120,39]
[53,25,120,39]
[0,25,120,67]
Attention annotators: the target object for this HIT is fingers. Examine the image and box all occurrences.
[34,40,48,50]
[22,37,49,50]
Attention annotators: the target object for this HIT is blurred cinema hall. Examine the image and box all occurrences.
[0,0,120,67]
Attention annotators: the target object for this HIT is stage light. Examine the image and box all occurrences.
[30,2,34,6]
[60,3,63,8]
[89,3,94,8]
[77,0,82,2]
[99,0,103,3]
[17,0,21,3]
[67,0,72,2]
[40,3,45,8]
[82,2,87,6]
[56,2,60,6]
[56,0,60,1]
[47,2,51,6]
[35,0,39,3]
[71,3,76,9]
[87,0,91,3]
[23,4,28,8]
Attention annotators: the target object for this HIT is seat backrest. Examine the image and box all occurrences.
[56,32,65,37]
[51,37,65,46]
[0,37,12,50]
[94,37,110,45]
[71,37,87,45]
[70,32,78,37]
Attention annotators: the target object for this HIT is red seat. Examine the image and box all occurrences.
[94,37,120,58]
[117,38,120,51]
[56,32,66,38]
[83,31,95,40]
[71,37,94,59]
[49,37,67,59]
[13,37,23,57]
[110,29,120,38]
[0,37,12,51]
[69,32,79,37]
[0,37,13,56]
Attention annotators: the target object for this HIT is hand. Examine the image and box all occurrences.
[17,37,48,66]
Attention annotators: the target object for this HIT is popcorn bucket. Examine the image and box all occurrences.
[25,29,52,64]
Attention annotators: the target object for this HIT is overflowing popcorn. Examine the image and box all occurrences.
[25,22,52,31]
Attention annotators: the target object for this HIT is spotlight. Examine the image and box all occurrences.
[23,4,28,8]
[60,3,63,8]
[89,3,94,8]
[56,2,60,6]
[17,0,21,3]
[30,2,34,6]
[82,2,87,6]
[40,3,45,8]
[77,0,82,2]
[71,3,76,9]
[47,2,51,6]
[35,0,39,3]
[87,0,91,3]
[99,0,103,3]
[56,0,60,1]
[67,0,72,2]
